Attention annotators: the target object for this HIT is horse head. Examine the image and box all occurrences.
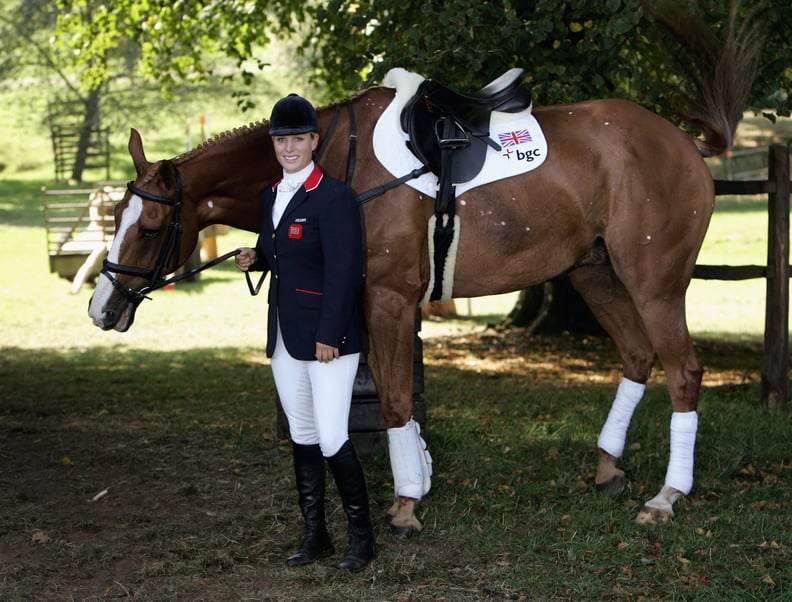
[88,129,201,332]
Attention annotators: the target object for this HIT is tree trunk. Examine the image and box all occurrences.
[70,87,102,183]
[501,275,606,336]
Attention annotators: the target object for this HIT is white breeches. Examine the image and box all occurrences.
[387,417,433,499]
[271,326,360,457]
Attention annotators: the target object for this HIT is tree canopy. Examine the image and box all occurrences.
[1,0,789,179]
[4,0,789,122]
[307,0,791,122]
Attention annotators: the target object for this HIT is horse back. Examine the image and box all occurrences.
[449,98,714,296]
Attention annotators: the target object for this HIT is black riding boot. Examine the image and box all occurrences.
[285,443,335,567]
[327,440,376,572]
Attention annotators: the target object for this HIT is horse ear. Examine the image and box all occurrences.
[159,160,178,191]
[128,128,151,176]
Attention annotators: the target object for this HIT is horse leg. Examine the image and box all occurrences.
[573,264,703,524]
[569,266,656,497]
[364,286,431,538]
[631,296,702,524]
[596,379,646,496]
[384,419,432,538]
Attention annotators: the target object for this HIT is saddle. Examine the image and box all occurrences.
[400,68,532,184]
[398,68,532,303]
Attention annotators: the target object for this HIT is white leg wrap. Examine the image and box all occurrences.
[597,378,645,458]
[387,417,433,499]
[664,410,698,495]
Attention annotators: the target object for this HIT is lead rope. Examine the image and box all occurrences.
[148,248,266,296]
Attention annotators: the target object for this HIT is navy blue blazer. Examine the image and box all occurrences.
[249,164,363,360]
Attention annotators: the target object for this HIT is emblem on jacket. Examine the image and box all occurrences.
[288,224,303,239]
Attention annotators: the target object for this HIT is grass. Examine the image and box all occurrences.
[1,334,790,601]
[0,82,791,600]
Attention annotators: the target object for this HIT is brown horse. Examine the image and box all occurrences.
[89,59,749,534]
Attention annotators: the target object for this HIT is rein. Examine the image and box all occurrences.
[316,99,357,186]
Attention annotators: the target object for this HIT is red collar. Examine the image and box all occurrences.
[304,164,323,191]
[271,164,324,193]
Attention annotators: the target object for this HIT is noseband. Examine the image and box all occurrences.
[100,170,186,305]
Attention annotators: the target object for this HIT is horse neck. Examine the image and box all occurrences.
[315,87,394,187]
[175,122,277,233]
[172,88,395,234]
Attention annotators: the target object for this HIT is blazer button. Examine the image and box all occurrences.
[271,233,276,239]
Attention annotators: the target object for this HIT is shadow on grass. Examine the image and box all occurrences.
[0,336,788,601]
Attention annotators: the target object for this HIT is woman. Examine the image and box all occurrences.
[235,94,375,572]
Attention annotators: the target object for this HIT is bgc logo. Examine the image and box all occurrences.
[502,147,542,162]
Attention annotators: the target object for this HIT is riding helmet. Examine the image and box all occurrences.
[269,94,318,135]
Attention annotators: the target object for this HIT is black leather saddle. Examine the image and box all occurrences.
[400,68,532,183]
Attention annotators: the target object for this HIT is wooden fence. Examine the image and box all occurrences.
[42,183,125,293]
[47,99,110,183]
[694,144,791,408]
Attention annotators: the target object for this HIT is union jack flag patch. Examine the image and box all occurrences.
[498,129,533,147]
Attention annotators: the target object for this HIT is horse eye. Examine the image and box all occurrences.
[139,228,159,240]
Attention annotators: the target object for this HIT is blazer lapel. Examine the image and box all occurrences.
[278,188,309,230]
[277,165,323,228]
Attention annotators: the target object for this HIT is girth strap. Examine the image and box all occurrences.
[429,117,465,302]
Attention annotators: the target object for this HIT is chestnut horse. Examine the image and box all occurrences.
[89,62,749,534]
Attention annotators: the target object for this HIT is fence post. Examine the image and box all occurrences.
[761,145,790,408]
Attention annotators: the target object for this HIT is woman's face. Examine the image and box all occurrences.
[272,133,318,174]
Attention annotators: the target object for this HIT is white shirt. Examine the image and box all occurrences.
[272,161,315,227]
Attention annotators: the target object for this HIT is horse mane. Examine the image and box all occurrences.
[174,121,270,164]
[644,0,764,156]
[170,89,379,167]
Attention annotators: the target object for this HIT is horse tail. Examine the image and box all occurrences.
[646,1,764,157]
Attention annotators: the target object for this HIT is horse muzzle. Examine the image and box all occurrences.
[88,291,139,332]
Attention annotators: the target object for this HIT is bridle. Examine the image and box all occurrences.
[100,170,256,306]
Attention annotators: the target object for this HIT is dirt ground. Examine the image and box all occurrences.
[0,331,768,601]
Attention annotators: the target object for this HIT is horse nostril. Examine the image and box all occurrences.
[102,311,116,331]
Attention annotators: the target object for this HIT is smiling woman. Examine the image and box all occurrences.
[230,92,377,572]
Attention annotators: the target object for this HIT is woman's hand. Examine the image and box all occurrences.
[315,342,340,363]
[235,247,257,271]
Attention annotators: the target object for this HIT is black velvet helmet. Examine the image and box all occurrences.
[269,94,318,135]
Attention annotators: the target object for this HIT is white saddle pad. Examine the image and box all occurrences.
[373,68,548,198]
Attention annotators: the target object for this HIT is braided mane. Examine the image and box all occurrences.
[174,121,270,164]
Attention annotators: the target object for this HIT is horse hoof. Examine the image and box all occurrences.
[635,505,672,525]
[596,475,626,498]
[389,523,418,539]
[384,512,418,538]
